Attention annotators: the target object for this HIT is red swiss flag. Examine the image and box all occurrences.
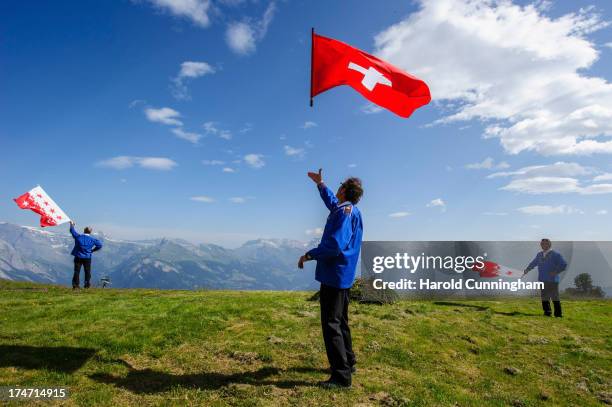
[310,31,431,118]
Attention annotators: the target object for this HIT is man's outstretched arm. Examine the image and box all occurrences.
[523,254,539,275]
[307,168,338,211]
[69,221,79,239]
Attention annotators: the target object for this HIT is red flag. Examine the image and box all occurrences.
[13,186,71,227]
[472,261,523,279]
[310,30,431,118]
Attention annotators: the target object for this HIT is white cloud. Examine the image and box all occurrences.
[98,156,134,170]
[483,211,508,216]
[190,196,214,203]
[137,157,178,170]
[229,197,247,204]
[226,23,256,55]
[139,0,211,27]
[225,2,276,55]
[426,198,446,211]
[97,156,177,171]
[488,162,593,179]
[466,157,509,170]
[348,163,357,168]
[222,167,236,173]
[502,176,581,194]
[604,42,612,49]
[581,184,612,194]
[596,209,608,215]
[178,61,214,78]
[171,127,202,144]
[593,173,612,182]
[283,145,305,157]
[202,159,225,165]
[374,0,612,156]
[239,123,253,134]
[517,205,583,215]
[389,212,411,218]
[490,162,612,195]
[243,153,265,169]
[203,121,232,140]
[301,121,317,129]
[171,61,215,100]
[129,99,146,109]
[305,227,323,236]
[503,177,612,195]
[361,103,384,114]
[145,107,182,126]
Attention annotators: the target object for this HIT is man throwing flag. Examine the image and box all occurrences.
[299,169,364,388]
[69,221,103,290]
[523,238,567,317]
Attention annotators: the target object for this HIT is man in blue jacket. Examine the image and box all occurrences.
[523,238,567,317]
[69,221,103,289]
[298,169,363,388]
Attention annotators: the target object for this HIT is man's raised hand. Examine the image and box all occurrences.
[307,168,323,184]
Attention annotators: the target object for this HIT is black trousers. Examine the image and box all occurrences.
[540,282,561,317]
[320,284,355,385]
[72,257,92,288]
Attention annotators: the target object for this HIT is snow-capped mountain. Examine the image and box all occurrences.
[0,222,319,290]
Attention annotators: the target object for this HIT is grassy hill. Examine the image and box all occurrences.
[0,280,610,406]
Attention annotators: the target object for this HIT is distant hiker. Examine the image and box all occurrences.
[298,169,364,389]
[69,221,103,289]
[523,238,567,317]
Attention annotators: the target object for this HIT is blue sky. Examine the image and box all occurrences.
[2,0,612,247]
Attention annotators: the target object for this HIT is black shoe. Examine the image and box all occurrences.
[351,365,356,374]
[544,313,552,317]
[318,379,351,389]
[554,315,562,318]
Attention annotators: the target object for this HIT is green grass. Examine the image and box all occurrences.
[0,279,610,406]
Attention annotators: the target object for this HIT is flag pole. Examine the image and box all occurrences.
[310,27,314,107]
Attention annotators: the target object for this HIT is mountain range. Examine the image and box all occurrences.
[0,222,320,290]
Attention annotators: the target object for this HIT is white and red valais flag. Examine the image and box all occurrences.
[310,30,431,118]
[13,186,70,227]
[472,261,523,279]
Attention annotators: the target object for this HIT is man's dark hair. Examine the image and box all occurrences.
[541,238,551,244]
[342,177,363,204]
[84,227,92,234]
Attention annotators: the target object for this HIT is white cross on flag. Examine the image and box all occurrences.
[13,185,70,227]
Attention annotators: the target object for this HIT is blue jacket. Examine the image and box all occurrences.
[526,250,567,283]
[70,225,103,259]
[307,183,363,289]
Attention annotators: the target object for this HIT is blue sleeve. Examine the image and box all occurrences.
[556,253,567,273]
[317,183,339,212]
[92,238,103,252]
[526,254,539,271]
[70,225,79,239]
[307,211,352,260]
